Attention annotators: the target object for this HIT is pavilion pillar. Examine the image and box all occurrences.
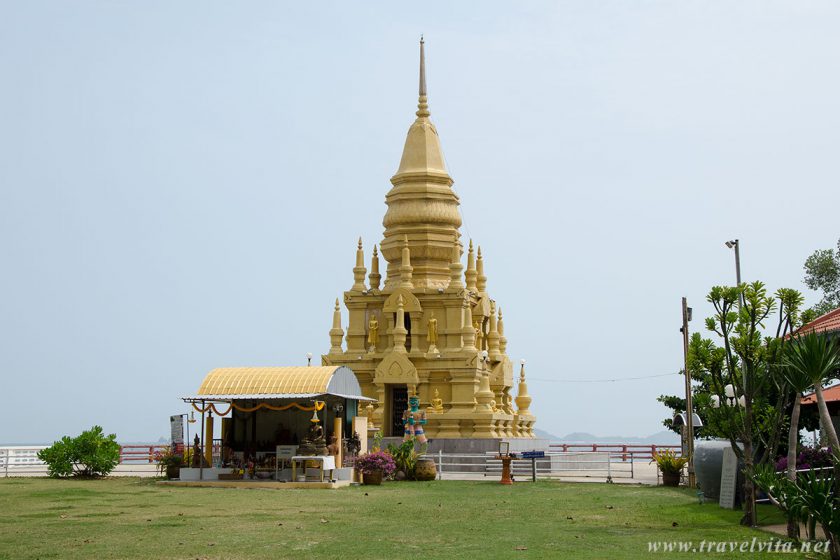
[333,417,343,468]
[204,414,214,466]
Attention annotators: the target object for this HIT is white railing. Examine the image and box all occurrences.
[422,450,637,482]
[0,446,161,478]
[1,447,48,477]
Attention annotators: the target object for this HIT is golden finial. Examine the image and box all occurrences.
[476,246,487,292]
[369,243,381,290]
[329,298,345,354]
[417,36,430,118]
[353,238,367,291]
[465,239,477,291]
[400,234,414,288]
[448,234,465,290]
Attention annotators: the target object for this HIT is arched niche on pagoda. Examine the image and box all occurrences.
[374,352,419,386]
[382,289,422,313]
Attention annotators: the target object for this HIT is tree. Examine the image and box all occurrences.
[780,340,816,539]
[803,238,840,317]
[687,283,803,526]
[784,333,840,452]
[37,426,121,478]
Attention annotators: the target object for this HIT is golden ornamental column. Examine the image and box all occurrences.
[476,246,487,293]
[329,299,345,355]
[352,238,367,292]
[465,240,477,292]
[369,245,381,291]
[392,295,408,353]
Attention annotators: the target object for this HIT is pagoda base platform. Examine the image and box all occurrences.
[375,437,550,455]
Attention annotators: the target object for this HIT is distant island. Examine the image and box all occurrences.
[534,428,680,445]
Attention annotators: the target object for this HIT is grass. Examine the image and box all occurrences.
[0,478,821,559]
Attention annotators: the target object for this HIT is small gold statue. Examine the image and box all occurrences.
[474,319,484,349]
[427,314,438,347]
[367,316,379,351]
[428,388,444,413]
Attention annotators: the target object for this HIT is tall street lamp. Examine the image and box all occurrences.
[680,297,695,488]
[725,239,744,307]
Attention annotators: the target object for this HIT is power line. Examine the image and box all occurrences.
[528,372,678,383]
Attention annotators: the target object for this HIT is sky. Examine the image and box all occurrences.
[1,1,839,443]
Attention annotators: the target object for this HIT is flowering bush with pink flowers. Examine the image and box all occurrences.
[354,451,396,476]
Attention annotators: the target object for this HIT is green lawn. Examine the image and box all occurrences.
[0,478,821,559]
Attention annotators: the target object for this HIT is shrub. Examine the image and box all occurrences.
[650,449,688,475]
[387,439,419,480]
[38,426,121,478]
[153,446,184,475]
[354,451,396,476]
[775,446,834,472]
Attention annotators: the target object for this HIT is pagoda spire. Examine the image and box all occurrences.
[393,294,408,353]
[369,244,381,291]
[329,298,345,355]
[515,361,532,415]
[417,35,429,118]
[381,38,462,290]
[448,235,464,291]
[498,307,507,354]
[399,235,414,289]
[352,238,367,292]
[476,246,487,293]
[488,300,501,359]
[461,293,477,352]
[465,240,477,292]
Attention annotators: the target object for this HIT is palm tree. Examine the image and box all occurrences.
[784,332,840,452]
[781,355,816,539]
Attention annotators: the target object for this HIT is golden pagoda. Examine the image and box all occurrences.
[322,39,535,439]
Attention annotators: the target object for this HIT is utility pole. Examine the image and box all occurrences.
[681,297,695,488]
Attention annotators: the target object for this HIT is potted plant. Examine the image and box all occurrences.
[154,446,184,480]
[387,439,419,480]
[354,450,396,485]
[651,449,688,487]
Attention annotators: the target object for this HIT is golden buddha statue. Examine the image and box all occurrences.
[367,316,379,351]
[426,314,438,353]
[427,388,444,413]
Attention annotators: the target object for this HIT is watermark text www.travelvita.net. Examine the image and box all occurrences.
[647,538,830,553]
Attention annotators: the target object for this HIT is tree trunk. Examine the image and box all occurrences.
[741,438,757,527]
[740,393,757,528]
[815,385,840,450]
[786,398,801,540]
[824,525,840,560]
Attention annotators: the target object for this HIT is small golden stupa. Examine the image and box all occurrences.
[321,39,535,439]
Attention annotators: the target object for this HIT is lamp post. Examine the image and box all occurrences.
[725,239,743,307]
[680,297,695,488]
[307,353,313,367]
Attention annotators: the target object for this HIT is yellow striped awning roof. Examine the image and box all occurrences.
[189,366,370,400]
